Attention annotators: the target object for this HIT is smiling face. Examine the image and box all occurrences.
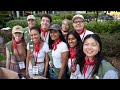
[41,17,51,30]
[68,34,77,48]
[30,29,41,44]
[73,18,85,33]
[61,20,70,37]
[50,29,60,42]
[83,37,100,60]
[13,32,23,41]
[27,19,36,29]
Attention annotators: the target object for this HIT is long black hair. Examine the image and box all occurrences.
[80,34,104,75]
[30,26,41,34]
[66,31,83,65]
[48,28,66,50]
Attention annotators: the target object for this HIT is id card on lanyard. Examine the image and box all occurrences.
[18,61,25,69]
[33,65,39,75]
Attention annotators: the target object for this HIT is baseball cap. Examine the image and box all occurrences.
[49,24,61,30]
[27,15,35,20]
[72,14,85,22]
[12,25,23,34]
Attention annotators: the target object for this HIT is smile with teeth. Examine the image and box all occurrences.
[86,50,93,54]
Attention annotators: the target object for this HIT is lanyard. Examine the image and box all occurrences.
[34,52,39,66]
[84,65,95,79]
[81,29,86,41]
[43,32,48,41]
[16,47,22,61]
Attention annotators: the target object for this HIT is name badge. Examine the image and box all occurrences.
[18,61,25,69]
[33,66,38,75]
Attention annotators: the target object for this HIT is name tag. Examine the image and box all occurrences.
[33,66,38,75]
[18,61,25,69]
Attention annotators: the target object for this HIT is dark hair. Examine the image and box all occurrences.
[48,29,66,50]
[41,14,52,23]
[81,34,104,76]
[30,26,41,34]
[66,31,83,64]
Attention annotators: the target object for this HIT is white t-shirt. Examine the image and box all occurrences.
[27,42,49,62]
[80,29,94,41]
[27,42,49,78]
[52,41,69,68]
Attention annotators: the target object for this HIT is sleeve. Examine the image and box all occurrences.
[44,42,49,53]
[61,42,69,52]
[103,70,119,79]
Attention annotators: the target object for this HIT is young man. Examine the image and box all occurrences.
[40,14,52,44]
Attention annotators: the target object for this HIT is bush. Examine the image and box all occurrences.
[85,20,120,33]
[99,32,120,58]
[0,11,11,27]
[0,54,5,61]
[6,20,27,28]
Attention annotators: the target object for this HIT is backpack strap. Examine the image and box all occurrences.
[48,50,60,75]
[28,41,35,65]
[23,27,31,44]
[48,51,53,66]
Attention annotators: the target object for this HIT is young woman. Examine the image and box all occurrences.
[48,24,69,79]
[78,34,118,79]
[66,31,83,79]
[26,26,49,79]
[6,25,26,78]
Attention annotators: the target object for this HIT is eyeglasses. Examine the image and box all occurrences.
[73,20,84,24]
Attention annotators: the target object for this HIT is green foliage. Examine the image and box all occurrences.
[0,54,5,61]
[85,20,120,33]
[6,20,27,28]
[99,32,120,58]
[81,13,97,18]
[0,11,11,27]
[6,19,41,28]
[51,13,75,20]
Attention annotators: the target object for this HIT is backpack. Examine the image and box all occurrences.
[23,27,31,44]
[97,60,117,79]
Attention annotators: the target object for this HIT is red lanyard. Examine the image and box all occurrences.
[40,28,49,41]
[34,41,41,65]
[42,31,48,41]
[81,29,86,41]
[16,47,22,61]
[13,40,23,61]
[34,52,39,66]
[70,52,76,65]
[84,65,95,79]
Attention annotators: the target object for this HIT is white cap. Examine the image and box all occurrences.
[27,15,35,20]
[72,14,84,22]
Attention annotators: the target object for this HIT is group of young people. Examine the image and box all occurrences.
[5,13,119,79]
